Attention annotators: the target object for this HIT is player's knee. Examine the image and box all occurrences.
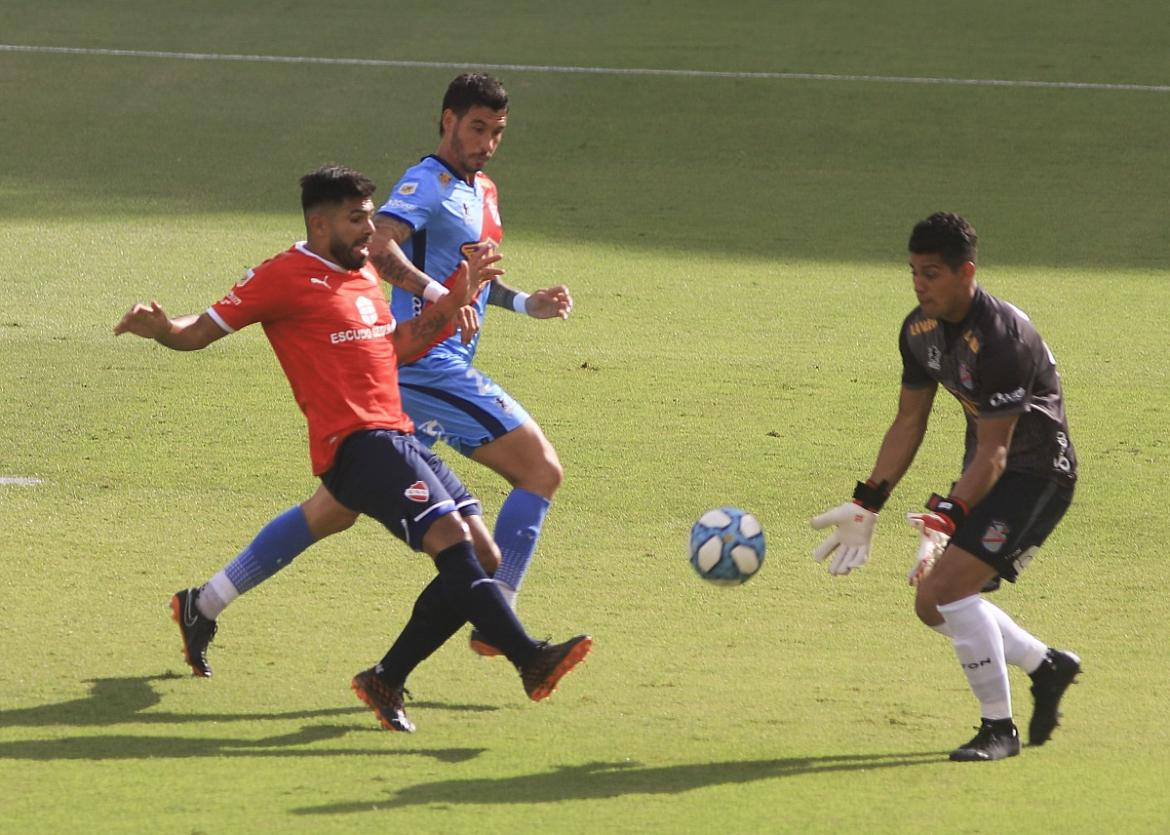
[320,513,357,538]
[524,433,564,496]
[421,512,471,555]
[535,455,564,496]
[913,586,941,626]
[302,495,359,539]
[508,452,563,498]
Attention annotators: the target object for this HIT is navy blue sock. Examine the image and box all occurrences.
[434,541,538,666]
[376,577,466,685]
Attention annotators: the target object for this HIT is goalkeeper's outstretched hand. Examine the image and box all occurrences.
[810,503,878,576]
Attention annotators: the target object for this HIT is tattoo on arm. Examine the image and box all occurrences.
[395,301,453,359]
[370,215,433,295]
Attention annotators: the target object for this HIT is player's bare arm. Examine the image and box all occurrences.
[393,263,469,360]
[114,303,227,351]
[369,214,435,296]
[810,383,937,576]
[487,279,573,320]
[949,413,1018,509]
[868,384,938,488]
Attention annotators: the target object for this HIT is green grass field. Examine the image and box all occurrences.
[2,2,1169,832]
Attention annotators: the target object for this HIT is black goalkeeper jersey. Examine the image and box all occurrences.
[898,286,1077,485]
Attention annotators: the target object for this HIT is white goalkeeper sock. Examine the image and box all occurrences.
[982,600,1048,674]
[938,595,1012,721]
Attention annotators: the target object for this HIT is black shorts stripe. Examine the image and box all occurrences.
[399,382,510,438]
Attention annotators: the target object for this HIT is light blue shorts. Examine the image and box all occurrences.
[398,362,531,456]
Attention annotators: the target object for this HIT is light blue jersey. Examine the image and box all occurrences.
[378,155,521,454]
[378,154,503,368]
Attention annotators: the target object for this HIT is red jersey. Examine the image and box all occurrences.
[207,242,413,475]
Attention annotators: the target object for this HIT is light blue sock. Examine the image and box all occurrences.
[492,488,551,595]
[223,506,316,595]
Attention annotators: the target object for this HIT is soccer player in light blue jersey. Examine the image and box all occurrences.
[368,73,573,656]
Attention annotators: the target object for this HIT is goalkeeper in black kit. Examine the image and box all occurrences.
[810,212,1080,762]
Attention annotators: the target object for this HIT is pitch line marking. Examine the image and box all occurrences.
[2,44,1167,93]
[0,476,43,486]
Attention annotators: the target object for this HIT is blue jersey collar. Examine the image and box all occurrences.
[425,154,474,185]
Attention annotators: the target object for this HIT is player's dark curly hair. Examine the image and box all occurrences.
[909,212,978,268]
[300,164,376,212]
[439,73,509,135]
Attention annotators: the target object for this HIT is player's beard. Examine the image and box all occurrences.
[450,133,488,175]
[331,234,369,270]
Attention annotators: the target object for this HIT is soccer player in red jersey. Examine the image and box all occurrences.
[115,165,591,731]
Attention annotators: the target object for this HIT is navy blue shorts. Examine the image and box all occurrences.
[320,429,481,551]
[951,471,1074,582]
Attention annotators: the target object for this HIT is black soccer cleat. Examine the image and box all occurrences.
[1028,648,1081,746]
[351,668,416,733]
[949,718,1021,762]
[170,587,218,678]
[520,635,593,701]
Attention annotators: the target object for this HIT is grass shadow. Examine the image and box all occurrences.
[0,674,498,729]
[292,752,948,813]
[0,674,490,764]
[0,728,484,763]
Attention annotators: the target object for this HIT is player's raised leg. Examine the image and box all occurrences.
[332,430,590,730]
[1026,647,1081,745]
[353,512,591,730]
[171,486,356,677]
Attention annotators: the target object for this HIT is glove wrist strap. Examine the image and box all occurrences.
[852,479,891,513]
[925,493,969,531]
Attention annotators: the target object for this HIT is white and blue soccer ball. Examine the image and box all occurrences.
[689,507,765,585]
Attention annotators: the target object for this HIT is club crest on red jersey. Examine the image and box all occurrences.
[405,481,430,503]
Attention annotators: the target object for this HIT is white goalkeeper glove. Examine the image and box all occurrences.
[905,512,951,585]
[903,492,968,585]
[810,480,889,576]
[810,502,879,576]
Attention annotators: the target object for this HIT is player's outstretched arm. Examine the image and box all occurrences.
[113,302,227,351]
[487,280,573,320]
[808,385,936,576]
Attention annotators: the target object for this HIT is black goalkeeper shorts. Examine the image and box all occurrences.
[951,471,1074,583]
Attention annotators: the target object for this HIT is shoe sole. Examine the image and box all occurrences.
[1028,652,1082,746]
[949,746,1020,762]
[169,593,211,678]
[469,637,503,658]
[528,636,593,702]
[351,678,414,733]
